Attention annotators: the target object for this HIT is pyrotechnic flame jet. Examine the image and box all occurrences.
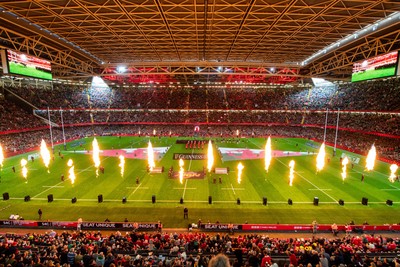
[265,137,272,172]
[67,159,75,184]
[316,143,326,172]
[0,143,4,170]
[341,156,349,181]
[289,160,295,186]
[21,158,28,180]
[237,162,244,184]
[119,155,125,177]
[365,144,377,171]
[92,138,101,177]
[40,139,51,172]
[207,140,214,173]
[147,141,155,172]
[179,158,184,184]
[389,164,398,183]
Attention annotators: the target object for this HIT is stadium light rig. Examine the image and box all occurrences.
[301,11,400,66]
[117,66,127,73]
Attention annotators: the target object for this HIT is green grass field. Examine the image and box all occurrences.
[8,62,53,80]
[0,136,399,228]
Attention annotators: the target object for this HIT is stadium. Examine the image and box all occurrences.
[0,1,400,267]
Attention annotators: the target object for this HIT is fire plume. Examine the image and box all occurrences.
[92,138,101,176]
[21,158,28,180]
[341,156,349,181]
[179,158,184,184]
[365,144,377,171]
[207,140,214,172]
[0,143,4,169]
[265,137,272,172]
[40,139,51,172]
[119,155,125,177]
[237,162,244,184]
[147,141,155,171]
[389,164,398,183]
[289,160,295,186]
[316,143,326,172]
[67,159,76,184]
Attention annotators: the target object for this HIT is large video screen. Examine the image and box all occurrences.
[6,50,52,80]
[351,51,399,82]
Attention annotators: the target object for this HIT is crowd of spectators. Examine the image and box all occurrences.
[0,96,46,132]
[28,109,400,137]
[2,76,400,111]
[0,229,400,267]
[1,77,399,161]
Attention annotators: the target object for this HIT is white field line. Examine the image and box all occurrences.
[33,156,111,199]
[247,138,337,202]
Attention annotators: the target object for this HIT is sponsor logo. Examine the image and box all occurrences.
[173,153,207,160]
[203,224,239,230]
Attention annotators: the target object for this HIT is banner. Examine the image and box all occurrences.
[173,153,206,160]
[81,222,159,231]
[201,223,241,231]
[0,220,76,229]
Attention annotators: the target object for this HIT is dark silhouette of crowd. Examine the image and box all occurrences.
[0,229,399,267]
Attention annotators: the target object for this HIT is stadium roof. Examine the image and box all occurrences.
[1,0,400,84]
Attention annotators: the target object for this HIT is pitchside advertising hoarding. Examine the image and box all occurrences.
[81,222,159,230]
[1,220,400,232]
[0,220,160,231]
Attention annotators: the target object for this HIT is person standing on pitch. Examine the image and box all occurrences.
[38,208,42,220]
[184,207,188,219]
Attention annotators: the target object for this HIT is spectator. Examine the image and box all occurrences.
[208,254,230,267]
